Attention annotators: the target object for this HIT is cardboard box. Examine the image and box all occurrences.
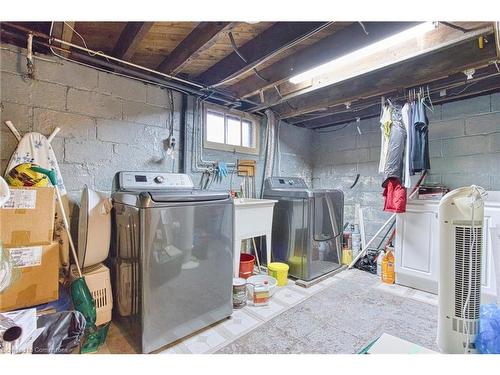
[0,187,55,247]
[0,242,59,312]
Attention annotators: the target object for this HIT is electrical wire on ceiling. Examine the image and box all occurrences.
[358,22,369,35]
[210,22,336,88]
[41,22,204,98]
[62,22,108,60]
[1,22,258,109]
[227,31,297,113]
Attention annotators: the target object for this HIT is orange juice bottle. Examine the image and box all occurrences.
[381,249,395,284]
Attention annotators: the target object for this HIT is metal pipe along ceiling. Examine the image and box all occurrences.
[0,23,259,109]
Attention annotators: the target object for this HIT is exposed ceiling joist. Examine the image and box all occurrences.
[227,22,419,99]
[249,23,494,115]
[50,21,75,56]
[303,71,500,130]
[112,22,154,60]
[195,22,330,86]
[156,22,231,75]
[270,30,496,120]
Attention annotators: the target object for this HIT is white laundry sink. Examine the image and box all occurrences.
[233,198,277,207]
[232,198,278,277]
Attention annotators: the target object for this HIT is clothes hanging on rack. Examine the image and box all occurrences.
[411,98,431,172]
[378,89,432,213]
[378,105,392,174]
[382,103,406,188]
[401,102,412,188]
[383,177,407,213]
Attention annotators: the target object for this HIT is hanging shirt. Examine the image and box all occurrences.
[378,105,392,174]
[383,104,406,187]
[411,99,431,172]
[383,177,407,213]
[401,103,412,188]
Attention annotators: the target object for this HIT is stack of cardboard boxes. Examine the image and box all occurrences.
[0,186,59,312]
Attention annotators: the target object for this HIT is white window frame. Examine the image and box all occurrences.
[203,103,260,155]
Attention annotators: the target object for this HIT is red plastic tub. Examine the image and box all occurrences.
[239,253,255,279]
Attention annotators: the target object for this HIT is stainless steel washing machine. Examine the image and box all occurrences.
[110,171,233,353]
[263,177,344,281]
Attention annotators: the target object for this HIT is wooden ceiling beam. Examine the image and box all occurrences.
[296,64,500,128]
[156,22,231,75]
[274,33,496,120]
[227,22,419,99]
[50,21,75,56]
[303,73,500,130]
[112,22,154,60]
[194,22,329,86]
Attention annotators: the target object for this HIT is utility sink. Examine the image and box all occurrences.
[232,198,278,277]
[233,198,278,206]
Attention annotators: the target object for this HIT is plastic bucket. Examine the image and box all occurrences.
[267,262,289,286]
[239,253,255,279]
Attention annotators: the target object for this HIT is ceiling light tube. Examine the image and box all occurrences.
[289,22,437,84]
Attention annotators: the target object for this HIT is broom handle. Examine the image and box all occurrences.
[347,171,427,269]
[252,238,262,274]
[54,187,83,278]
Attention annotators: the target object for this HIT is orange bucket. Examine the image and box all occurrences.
[239,253,255,279]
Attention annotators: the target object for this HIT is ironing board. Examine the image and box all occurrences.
[3,121,70,272]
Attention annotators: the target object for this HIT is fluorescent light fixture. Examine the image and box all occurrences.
[289,22,437,84]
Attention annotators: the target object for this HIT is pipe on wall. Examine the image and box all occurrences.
[260,109,277,196]
[0,26,258,109]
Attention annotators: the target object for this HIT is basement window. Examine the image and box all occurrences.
[204,104,259,155]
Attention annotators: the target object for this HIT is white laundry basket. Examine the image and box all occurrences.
[70,263,113,326]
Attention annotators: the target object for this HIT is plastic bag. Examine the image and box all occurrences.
[477,304,500,354]
[354,248,379,274]
[33,311,86,354]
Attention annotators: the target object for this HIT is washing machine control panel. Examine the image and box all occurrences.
[118,171,194,190]
[268,177,308,189]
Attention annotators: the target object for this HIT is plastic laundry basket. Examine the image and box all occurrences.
[267,262,289,286]
[70,263,113,326]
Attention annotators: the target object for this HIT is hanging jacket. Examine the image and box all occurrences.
[401,103,412,188]
[411,99,431,172]
[383,177,407,213]
[378,105,392,174]
[382,104,406,187]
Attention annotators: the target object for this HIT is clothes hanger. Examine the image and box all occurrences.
[426,85,435,112]
[421,85,434,112]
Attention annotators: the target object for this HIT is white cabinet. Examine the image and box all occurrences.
[395,204,440,293]
[395,194,499,301]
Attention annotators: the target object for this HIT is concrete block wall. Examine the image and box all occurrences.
[1,44,182,207]
[0,43,314,208]
[311,93,500,245]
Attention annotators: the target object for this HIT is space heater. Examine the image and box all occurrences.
[437,186,486,354]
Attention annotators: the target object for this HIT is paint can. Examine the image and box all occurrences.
[232,277,247,309]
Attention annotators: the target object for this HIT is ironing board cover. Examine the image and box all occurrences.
[4,132,70,272]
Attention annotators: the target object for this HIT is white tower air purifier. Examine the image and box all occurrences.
[437,186,487,354]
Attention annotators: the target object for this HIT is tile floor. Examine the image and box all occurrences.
[99,269,439,354]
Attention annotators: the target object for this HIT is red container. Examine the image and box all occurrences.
[239,253,255,279]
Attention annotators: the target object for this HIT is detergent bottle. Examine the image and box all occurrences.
[376,250,384,278]
[381,247,395,284]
